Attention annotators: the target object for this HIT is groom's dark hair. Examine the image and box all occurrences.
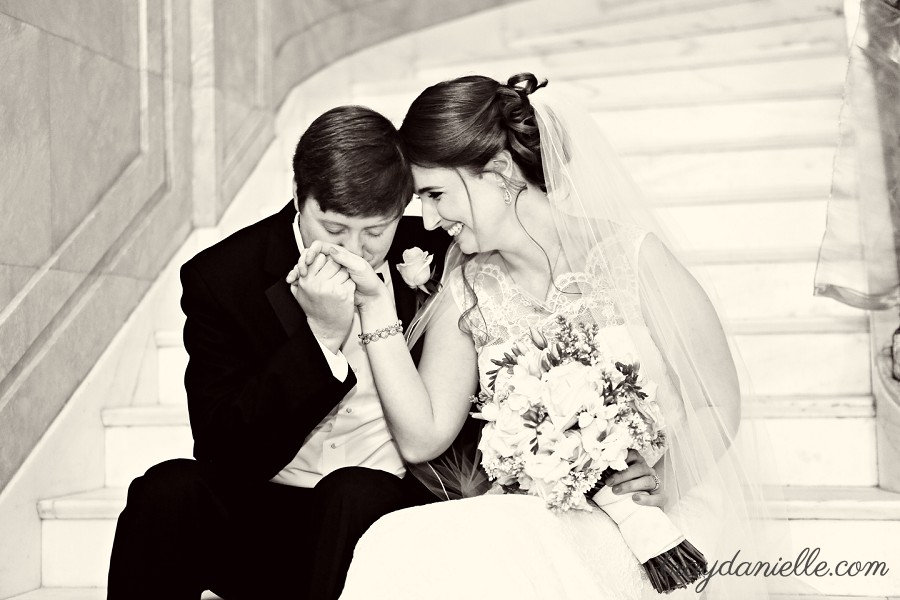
[293,105,412,218]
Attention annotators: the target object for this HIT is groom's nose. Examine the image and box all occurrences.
[421,198,440,230]
[341,233,364,257]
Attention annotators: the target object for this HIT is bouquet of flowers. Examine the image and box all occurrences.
[472,315,707,594]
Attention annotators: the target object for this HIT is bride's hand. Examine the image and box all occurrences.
[326,245,391,309]
[603,449,665,509]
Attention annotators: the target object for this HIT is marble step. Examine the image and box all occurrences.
[501,0,750,46]
[354,53,848,133]
[509,0,843,51]
[744,394,874,418]
[35,484,900,591]
[592,97,842,155]
[658,199,829,253]
[561,53,848,108]
[414,17,846,96]
[622,144,836,205]
[6,591,222,600]
[103,405,192,488]
[156,330,187,406]
[731,323,871,397]
[693,260,862,321]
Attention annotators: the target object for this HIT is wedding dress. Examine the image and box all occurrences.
[340,229,672,599]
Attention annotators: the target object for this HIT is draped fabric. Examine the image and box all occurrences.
[815,0,900,309]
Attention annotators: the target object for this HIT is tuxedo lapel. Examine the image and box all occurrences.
[264,202,303,337]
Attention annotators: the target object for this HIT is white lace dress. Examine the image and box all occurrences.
[340,230,669,600]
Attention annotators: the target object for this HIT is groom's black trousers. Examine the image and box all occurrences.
[107,458,433,600]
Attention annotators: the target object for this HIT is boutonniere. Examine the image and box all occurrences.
[397,247,435,295]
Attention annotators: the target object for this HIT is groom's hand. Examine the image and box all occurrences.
[287,241,355,353]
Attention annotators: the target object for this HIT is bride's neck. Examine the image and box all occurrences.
[496,187,564,283]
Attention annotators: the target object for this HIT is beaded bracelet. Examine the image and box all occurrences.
[358,320,403,345]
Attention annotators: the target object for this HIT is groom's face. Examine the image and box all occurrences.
[297,196,400,269]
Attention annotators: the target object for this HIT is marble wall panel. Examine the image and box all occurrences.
[270,0,343,51]
[271,0,520,109]
[0,268,84,383]
[0,0,139,69]
[273,13,355,107]
[146,0,165,77]
[0,266,37,310]
[214,0,260,106]
[0,0,193,494]
[48,35,141,249]
[0,15,52,271]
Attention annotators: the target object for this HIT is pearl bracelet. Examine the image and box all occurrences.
[358,320,403,345]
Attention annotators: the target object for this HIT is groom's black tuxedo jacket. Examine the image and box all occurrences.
[180,201,450,482]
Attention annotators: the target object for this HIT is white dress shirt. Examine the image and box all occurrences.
[270,214,405,487]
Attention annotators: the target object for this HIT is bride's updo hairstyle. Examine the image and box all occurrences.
[399,73,548,192]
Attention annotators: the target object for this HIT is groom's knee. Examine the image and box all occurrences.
[315,467,408,518]
[123,459,209,521]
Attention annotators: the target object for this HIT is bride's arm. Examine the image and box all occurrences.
[329,245,479,464]
[637,233,741,451]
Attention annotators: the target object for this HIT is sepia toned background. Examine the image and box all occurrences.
[1,0,898,598]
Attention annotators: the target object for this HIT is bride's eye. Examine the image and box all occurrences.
[428,192,443,202]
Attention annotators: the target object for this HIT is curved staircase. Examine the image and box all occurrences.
[8,0,900,597]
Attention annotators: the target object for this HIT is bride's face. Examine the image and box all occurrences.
[411,164,508,254]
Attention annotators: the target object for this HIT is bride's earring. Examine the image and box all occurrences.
[495,174,512,206]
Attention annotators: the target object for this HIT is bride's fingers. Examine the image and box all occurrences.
[327,245,372,276]
[632,491,665,508]
[609,473,653,496]
[605,463,652,490]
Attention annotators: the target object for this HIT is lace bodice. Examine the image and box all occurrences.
[450,227,649,389]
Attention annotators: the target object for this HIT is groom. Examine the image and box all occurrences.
[107,106,450,600]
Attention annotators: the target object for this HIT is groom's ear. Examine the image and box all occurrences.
[485,150,515,180]
[292,180,300,212]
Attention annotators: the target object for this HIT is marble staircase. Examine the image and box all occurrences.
[8,0,900,598]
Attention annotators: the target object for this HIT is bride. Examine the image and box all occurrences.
[324,73,775,598]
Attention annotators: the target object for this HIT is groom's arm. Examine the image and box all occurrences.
[180,260,357,481]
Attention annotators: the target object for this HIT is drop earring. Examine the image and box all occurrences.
[496,174,512,206]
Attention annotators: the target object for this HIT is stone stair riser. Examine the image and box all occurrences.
[622,146,835,200]
[42,520,117,588]
[354,54,849,117]
[732,332,871,396]
[694,262,862,321]
[416,18,846,90]
[508,0,842,50]
[658,201,828,252]
[105,426,193,488]
[157,344,188,406]
[756,417,877,486]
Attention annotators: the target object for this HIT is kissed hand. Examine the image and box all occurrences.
[286,240,355,353]
[602,449,665,509]
[325,245,391,310]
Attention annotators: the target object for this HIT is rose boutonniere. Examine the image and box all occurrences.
[397,247,434,294]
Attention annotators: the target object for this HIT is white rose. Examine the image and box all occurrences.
[482,406,536,457]
[597,426,631,471]
[397,247,434,290]
[540,362,598,430]
[524,453,572,483]
[505,365,542,412]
